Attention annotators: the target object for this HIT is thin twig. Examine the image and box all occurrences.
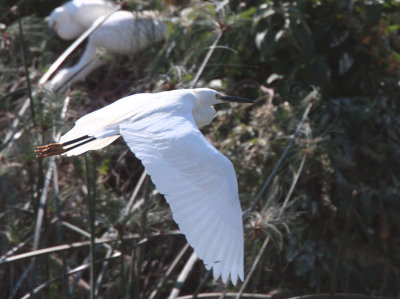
[149,243,190,299]
[53,165,71,299]
[0,97,30,152]
[71,253,92,295]
[94,247,114,297]
[122,170,147,218]
[17,10,36,126]
[2,232,163,265]
[192,270,213,299]
[0,235,33,261]
[20,252,122,299]
[61,221,115,251]
[1,239,119,265]
[8,263,33,299]
[217,281,230,299]
[178,293,272,299]
[32,159,55,251]
[168,252,198,299]
[189,30,223,88]
[85,155,97,299]
[62,221,118,296]
[120,229,127,298]
[279,154,307,216]
[236,237,270,299]
[281,155,307,216]
[131,176,151,298]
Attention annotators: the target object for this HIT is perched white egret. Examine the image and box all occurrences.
[35,88,253,284]
[49,0,118,40]
[48,1,165,89]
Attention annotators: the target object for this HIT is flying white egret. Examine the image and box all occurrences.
[48,1,165,89]
[49,0,118,40]
[35,88,253,284]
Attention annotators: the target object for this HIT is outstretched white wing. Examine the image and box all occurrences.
[120,111,244,284]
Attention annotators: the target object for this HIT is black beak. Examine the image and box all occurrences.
[220,95,254,104]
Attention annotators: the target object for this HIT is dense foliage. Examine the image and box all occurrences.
[1,0,399,298]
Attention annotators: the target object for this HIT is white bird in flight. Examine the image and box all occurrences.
[48,0,166,89]
[35,88,253,284]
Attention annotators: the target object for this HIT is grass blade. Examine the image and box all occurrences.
[52,164,71,299]
[149,243,190,299]
[168,252,198,299]
[16,9,36,126]
[20,252,122,299]
[85,154,97,299]
[178,293,272,299]
[189,30,223,88]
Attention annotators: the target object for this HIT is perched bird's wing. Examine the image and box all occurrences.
[71,0,118,29]
[88,11,166,55]
[119,98,244,284]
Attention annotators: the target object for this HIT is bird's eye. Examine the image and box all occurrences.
[215,93,222,99]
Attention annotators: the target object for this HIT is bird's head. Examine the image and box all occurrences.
[48,7,64,29]
[193,88,254,107]
[48,6,83,40]
[192,88,254,128]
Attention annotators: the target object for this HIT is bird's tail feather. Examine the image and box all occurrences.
[35,135,119,158]
[63,135,119,156]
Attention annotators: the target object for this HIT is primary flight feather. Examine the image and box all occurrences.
[35,88,253,284]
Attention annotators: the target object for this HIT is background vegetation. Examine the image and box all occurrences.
[1,0,399,298]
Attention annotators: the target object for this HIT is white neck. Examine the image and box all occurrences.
[193,105,216,128]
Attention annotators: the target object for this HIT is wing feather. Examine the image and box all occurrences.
[200,217,221,261]
[223,232,237,282]
[72,0,117,29]
[119,112,244,284]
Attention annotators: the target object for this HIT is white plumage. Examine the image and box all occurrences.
[36,88,253,284]
[48,0,165,89]
[49,0,118,40]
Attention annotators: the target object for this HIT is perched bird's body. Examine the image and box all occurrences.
[48,0,166,89]
[36,88,253,284]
